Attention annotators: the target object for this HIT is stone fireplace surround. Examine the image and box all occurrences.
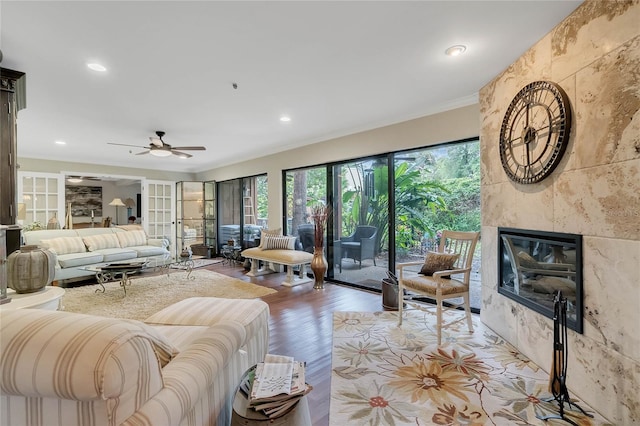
[479,1,639,424]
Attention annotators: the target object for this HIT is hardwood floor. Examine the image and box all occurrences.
[205,261,383,426]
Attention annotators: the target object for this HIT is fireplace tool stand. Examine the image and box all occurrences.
[537,290,593,426]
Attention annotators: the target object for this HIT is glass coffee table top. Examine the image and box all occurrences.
[82,255,191,295]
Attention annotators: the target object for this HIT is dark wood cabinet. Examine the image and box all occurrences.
[1,68,26,225]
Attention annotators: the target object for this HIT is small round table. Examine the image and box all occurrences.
[222,245,243,265]
[231,366,311,426]
[1,286,65,311]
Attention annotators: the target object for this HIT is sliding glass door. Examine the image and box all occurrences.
[332,157,389,287]
[281,139,480,309]
[217,175,268,251]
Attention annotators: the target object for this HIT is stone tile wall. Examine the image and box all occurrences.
[479,1,639,424]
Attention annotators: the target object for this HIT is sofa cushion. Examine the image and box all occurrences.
[40,236,86,255]
[0,309,179,401]
[23,229,78,246]
[145,297,270,367]
[57,251,104,268]
[129,245,169,257]
[82,233,121,251]
[116,230,148,248]
[96,248,138,262]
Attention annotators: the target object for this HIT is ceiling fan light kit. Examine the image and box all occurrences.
[149,148,172,157]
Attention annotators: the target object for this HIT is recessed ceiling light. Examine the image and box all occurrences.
[445,45,467,57]
[55,140,66,145]
[87,63,107,72]
[280,116,291,122]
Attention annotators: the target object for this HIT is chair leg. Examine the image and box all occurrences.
[398,285,404,326]
[436,300,443,346]
[463,293,474,333]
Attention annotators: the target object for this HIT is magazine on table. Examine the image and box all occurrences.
[242,354,311,418]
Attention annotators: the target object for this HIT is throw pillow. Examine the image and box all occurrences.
[262,235,297,250]
[259,228,282,248]
[40,236,87,255]
[115,230,147,248]
[82,234,121,251]
[419,251,460,277]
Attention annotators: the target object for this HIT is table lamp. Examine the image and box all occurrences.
[109,198,126,225]
[124,198,136,219]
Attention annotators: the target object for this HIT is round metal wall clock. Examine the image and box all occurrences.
[499,80,572,184]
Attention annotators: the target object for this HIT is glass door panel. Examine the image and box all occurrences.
[144,180,175,255]
[203,181,216,251]
[217,179,241,250]
[18,172,64,230]
[285,166,327,249]
[393,140,481,310]
[333,157,389,287]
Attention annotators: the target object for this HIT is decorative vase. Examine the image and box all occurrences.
[7,245,55,293]
[65,202,73,229]
[311,247,328,290]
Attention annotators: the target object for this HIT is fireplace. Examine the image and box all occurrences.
[498,227,583,333]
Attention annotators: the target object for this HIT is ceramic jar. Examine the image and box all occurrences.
[7,245,55,293]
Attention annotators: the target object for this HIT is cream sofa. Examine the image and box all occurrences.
[23,227,170,281]
[0,297,270,426]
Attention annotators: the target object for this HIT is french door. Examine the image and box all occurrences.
[143,180,176,256]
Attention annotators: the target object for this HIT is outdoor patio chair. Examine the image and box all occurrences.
[340,225,377,269]
[297,224,315,253]
[397,230,479,345]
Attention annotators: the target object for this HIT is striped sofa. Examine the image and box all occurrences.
[23,227,170,282]
[0,297,270,426]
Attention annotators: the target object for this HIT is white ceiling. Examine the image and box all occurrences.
[1,1,582,174]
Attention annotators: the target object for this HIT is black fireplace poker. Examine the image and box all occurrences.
[537,290,593,426]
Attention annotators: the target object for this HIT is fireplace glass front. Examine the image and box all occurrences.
[498,227,583,333]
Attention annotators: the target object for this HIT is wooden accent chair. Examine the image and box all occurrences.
[397,230,480,345]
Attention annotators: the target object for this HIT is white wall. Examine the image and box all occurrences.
[195,103,480,229]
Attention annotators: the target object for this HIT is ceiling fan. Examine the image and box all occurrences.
[108,131,206,158]
[66,175,101,183]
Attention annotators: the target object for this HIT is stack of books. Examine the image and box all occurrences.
[239,354,311,419]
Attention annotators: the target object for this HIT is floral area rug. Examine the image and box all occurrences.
[330,309,611,426]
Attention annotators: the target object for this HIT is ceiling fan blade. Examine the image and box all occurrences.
[135,150,150,156]
[171,150,192,158]
[171,146,206,151]
[108,142,148,149]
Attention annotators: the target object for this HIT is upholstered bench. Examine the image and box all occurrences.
[241,247,314,287]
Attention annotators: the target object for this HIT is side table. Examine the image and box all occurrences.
[0,286,65,311]
[231,367,311,426]
[222,244,243,265]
